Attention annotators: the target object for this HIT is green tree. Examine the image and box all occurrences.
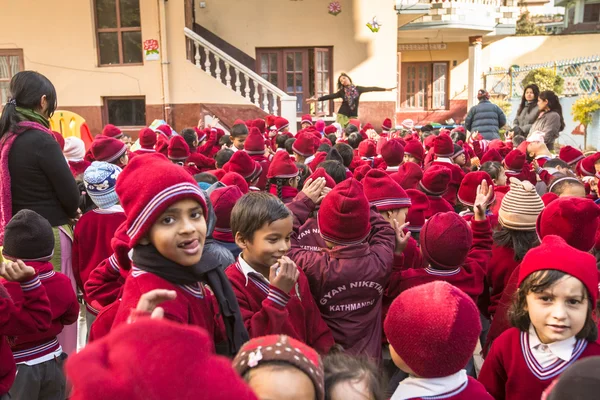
[516,11,547,36]
[521,68,564,95]
[572,94,600,149]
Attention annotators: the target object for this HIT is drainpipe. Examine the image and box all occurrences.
[158,0,171,124]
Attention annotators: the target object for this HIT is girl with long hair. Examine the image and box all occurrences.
[512,84,540,138]
[529,90,565,151]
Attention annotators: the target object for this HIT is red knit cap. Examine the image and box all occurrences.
[518,235,599,306]
[353,164,372,182]
[348,119,361,129]
[578,153,600,177]
[421,212,473,269]
[489,139,510,158]
[233,335,324,400]
[301,114,313,125]
[210,186,243,242]
[244,127,265,155]
[252,118,266,134]
[559,145,584,166]
[307,151,328,173]
[318,179,370,245]
[91,136,127,163]
[232,119,246,127]
[481,148,503,164]
[381,139,405,166]
[275,117,289,131]
[324,125,337,135]
[102,124,123,139]
[225,151,262,180]
[221,172,249,194]
[458,171,495,207]
[358,139,377,158]
[419,165,451,196]
[207,169,226,181]
[320,136,332,146]
[423,135,437,151]
[115,153,207,247]
[382,118,393,131]
[405,189,429,232]
[384,281,481,378]
[267,151,299,179]
[541,192,559,206]
[404,140,424,162]
[308,168,335,189]
[168,135,191,161]
[536,197,600,252]
[155,134,169,156]
[391,162,423,190]
[66,319,258,400]
[156,124,172,138]
[363,169,411,211]
[293,132,317,157]
[139,128,157,149]
[504,149,526,171]
[434,134,454,157]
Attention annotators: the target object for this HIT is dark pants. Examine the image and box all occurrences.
[9,353,67,400]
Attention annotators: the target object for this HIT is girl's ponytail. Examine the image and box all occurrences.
[276,179,283,200]
[0,99,19,140]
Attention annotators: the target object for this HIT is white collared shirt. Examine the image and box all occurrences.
[391,370,468,400]
[93,204,125,214]
[528,324,576,368]
[237,255,269,286]
[436,157,454,164]
[305,155,315,164]
[386,165,400,172]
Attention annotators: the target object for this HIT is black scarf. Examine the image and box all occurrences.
[132,244,249,355]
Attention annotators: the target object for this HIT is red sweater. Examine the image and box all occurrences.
[249,154,271,191]
[395,219,492,304]
[288,193,395,360]
[398,377,493,400]
[84,254,127,312]
[431,161,465,206]
[0,275,51,395]
[197,128,220,157]
[479,327,600,400]
[284,199,328,252]
[423,195,454,220]
[111,267,225,347]
[225,261,334,354]
[3,262,79,363]
[72,208,126,309]
[487,245,520,318]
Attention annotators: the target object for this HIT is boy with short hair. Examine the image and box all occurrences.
[226,191,334,354]
[231,121,249,151]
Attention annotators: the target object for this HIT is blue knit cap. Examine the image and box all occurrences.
[84,161,122,209]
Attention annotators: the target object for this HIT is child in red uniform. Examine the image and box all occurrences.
[74,162,126,336]
[210,185,243,259]
[323,353,385,400]
[130,128,156,158]
[381,139,405,174]
[63,137,90,180]
[288,178,396,361]
[244,127,271,190]
[224,151,263,190]
[403,140,424,166]
[2,210,78,400]
[391,162,423,190]
[479,235,600,400]
[110,153,248,355]
[418,165,454,219]
[266,151,300,204]
[385,281,493,399]
[430,134,465,206]
[293,132,317,165]
[457,171,499,227]
[90,135,129,168]
[226,192,334,353]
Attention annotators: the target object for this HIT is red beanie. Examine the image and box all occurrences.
[578,153,600,177]
[320,136,332,146]
[434,134,454,157]
[225,151,262,181]
[382,118,393,131]
[301,114,313,125]
[349,119,361,129]
[536,197,600,252]
[423,135,437,151]
[66,319,258,400]
[168,135,191,161]
[155,134,169,157]
[358,140,377,158]
[324,125,337,135]
[405,189,429,232]
[308,168,336,189]
[404,140,424,162]
[381,139,405,166]
[139,128,157,149]
[293,132,317,157]
[244,127,265,155]
[102,124,123,139]
[115,153,207,247]
[275,117,289,131]
[267,151,299,179]
[318,179,370,245]
[458,171,495,207]
[194,127,208,143]
[559,145,584,166]
[391,162,423,190]
[489,139,510,158]
[156,124,172,138]
[252,118,266,134]
[210,186,243,242]
[207,169,226,181]
[504,149,526,171]
[481,149,503,164]
[421,212,473,269]
[518,235,599,306]
[220,172,249,194]
[91,136,127,163]
[363,169,411,211]
[541,192,559,206]
[52,131,65,150]
[307,151,327,173]
[353,164,372,182]
[419,165,451,196]
[384,281,481,378]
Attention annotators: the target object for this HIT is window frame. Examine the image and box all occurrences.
[400,61,450,111]
[103,96,147,128]
[0,49,24,105]
[583,3,600,23]
[94,0,143,67]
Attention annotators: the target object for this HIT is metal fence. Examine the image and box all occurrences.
[483,55,600,98]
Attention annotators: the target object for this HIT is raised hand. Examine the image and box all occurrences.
[392,220,411,255]
[302,177,327,204]
[269,256,300,295]
[135,289,177,320]
[474,179,494,221]
[0,260,36,282]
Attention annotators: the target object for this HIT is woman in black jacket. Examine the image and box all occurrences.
[306,73,393,127]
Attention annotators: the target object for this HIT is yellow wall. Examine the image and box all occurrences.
[194,0,398,103]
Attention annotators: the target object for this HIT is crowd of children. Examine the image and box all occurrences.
[4,90,600,400]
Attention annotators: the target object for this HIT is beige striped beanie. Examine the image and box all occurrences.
[498,177,545,230]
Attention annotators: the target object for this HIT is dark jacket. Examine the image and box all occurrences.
[464,100,507,140]
[318,86,387,118]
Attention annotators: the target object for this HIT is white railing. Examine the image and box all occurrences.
[184,28,297,133]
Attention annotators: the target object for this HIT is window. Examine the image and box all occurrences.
[256,47,333,115]
[104,97,146,127]
[0,49,24,105]
[95,0,143,65]
[583,3,600,23]
[400,62,449,111]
